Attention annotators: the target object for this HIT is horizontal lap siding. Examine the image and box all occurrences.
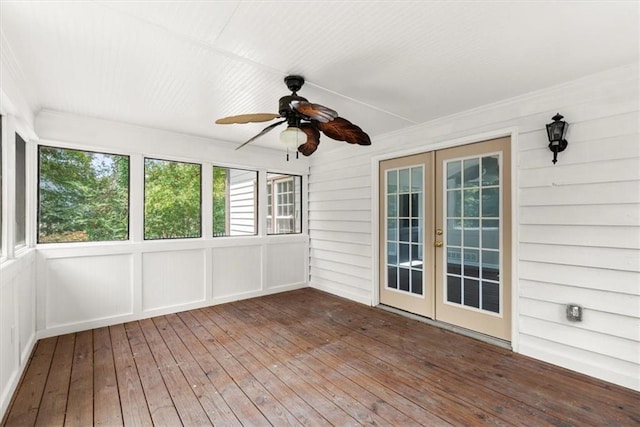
[514,69,639,390]
[308,153,373,303]
[307,64,640,390]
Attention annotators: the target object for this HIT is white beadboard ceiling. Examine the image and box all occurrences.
[1,1,637,152]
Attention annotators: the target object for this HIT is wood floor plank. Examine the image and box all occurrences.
[205,303,426,426]
[203,305,361,426]
[109,323,153,426]
[92,327,123,426]
[3,337,57,426]
[138,318,212,426]
[250,294,562,426]
[202,305,342,426]
[65,330,94,426]
[267,289,640,426]
[123,321,182,426]
[170,312,271,426]
[319,290,640,424]
[229,298,473,425]
[4,288,640,427]
[186,309,303,426]
[273,292,594,421]
[152,315,242,426]
[35,334,75,426]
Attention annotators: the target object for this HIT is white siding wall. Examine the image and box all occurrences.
[229,169,257,235]
[307,64,640,391]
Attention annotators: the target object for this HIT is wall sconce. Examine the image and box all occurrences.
[546,113,568,164]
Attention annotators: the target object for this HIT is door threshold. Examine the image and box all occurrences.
[377,304,512,350]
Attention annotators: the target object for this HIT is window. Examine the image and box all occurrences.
[213,166,257,237]
[38,146,130,243]
[266,173,301,234]
[15,134,26,247]
[144,158,201,240]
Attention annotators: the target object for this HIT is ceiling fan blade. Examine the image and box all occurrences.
[235,119,287,150]
[290,100,338,123]
[216,113,280,124]
[316,117,371,145]
[297,123,321,156]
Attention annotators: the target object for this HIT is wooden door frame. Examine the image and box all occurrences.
[371,128,520,350]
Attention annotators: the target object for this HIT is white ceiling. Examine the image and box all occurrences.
[1,1,638,152]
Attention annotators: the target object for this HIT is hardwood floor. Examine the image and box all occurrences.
[3,288,639,426]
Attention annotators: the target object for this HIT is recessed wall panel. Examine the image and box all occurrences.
[266,242,306,289]
[212,245,261,298]
[45,254,133,328]
[142,249,205,311]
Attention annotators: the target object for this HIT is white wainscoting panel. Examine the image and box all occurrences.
[266,241,307,289]
[45,254,133,328]
[0,276,17,418]
[142,249,206,311]
[212,245,262,300]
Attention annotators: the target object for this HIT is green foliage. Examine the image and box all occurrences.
[144,159,201,239]
[38,146,129,243]
[212,167,227,236]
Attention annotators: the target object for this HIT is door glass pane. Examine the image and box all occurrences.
[447,161,461,189]
[387,219,398,241]
[447,247,461,275]
[385,165,425,296]
[445,155,501,313]
[447,276,462,304]
[411,244,422,269]
[463,158,479,187]
[482,187,499,217]
[387,242,398,265]
[399,194,410,217]
[447,190,461,217]
[399,219,410,242]
[482,282,500,313]
[399,268,410,291]
[411,167,423,192]
[399,169,410,192]
[482,219,499,249]
[481,155,500,186]
[411,270,423,295]
[388,170,398,194]
[388,195,397,217]
[388,267,398,289]
[447,219,461,246]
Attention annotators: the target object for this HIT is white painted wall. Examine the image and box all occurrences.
[308,64,640,391]
[0,115,38,421]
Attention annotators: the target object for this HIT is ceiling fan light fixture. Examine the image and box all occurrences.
[280,126,307,149]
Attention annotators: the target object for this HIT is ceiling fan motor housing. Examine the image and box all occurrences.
[284,75,305,94]
[279,95,308,118]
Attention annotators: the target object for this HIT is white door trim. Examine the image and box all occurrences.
[370,126,520,350]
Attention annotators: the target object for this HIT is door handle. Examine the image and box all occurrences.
[434,241,443,248]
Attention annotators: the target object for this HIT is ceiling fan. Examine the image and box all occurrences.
[215,75,371,157]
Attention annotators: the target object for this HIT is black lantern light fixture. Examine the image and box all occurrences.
[546,113,569,164]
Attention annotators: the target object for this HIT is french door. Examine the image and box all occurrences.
[379,137,512,341]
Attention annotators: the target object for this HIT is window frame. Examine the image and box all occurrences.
[212,165,258,238]
[266,173,302,235]
[143,156,203,241]
[36,144,131,244]
[14,132,27,249]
